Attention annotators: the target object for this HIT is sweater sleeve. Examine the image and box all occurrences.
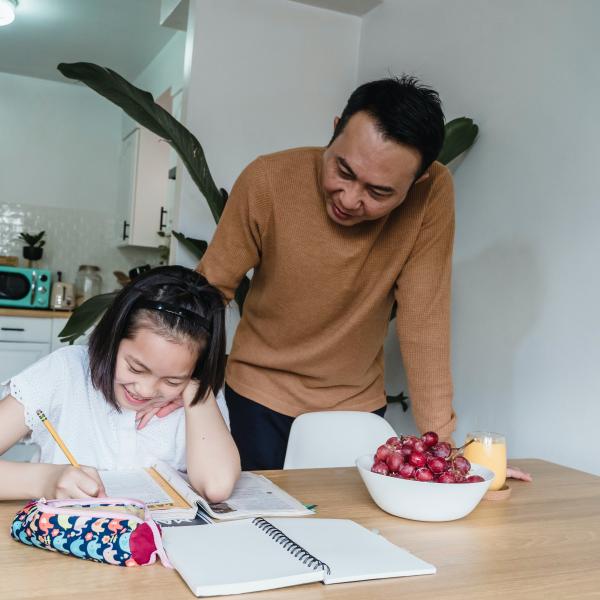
[197,158,272,301]
[394,167,456,442]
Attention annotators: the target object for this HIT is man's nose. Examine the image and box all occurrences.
[339,185,362,211]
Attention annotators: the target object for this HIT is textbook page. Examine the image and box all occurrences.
[100,469,172,505]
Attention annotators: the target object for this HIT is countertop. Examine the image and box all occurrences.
[0,308,73,319]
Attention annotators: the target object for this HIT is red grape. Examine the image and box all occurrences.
[413,440,427,453]
[429,442,452,459]
[375,444,393,462]
[427,456,447,474]
[400,444,413,457]
[465,475,485,483]
[453,456,471,475]
[421,431,438,448]
[371,461,389,475]
[414,467,434,482]
[398,464,415,479]
[386,451,404,472]
[408,451,427,468]
[386,436,402,448]
[437,472,457,483]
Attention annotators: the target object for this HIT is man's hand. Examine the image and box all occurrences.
[45,465,106,499]
[507,464,532,482]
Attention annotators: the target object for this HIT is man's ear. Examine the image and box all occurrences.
[414,172,430,184]
[333,116,340,131]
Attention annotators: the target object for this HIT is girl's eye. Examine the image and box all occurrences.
[166,380,182,387]
[128,366,143,374]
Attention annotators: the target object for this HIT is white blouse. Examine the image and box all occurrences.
[1,346,188,471]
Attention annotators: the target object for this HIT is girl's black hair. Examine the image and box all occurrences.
[88,265,226,409]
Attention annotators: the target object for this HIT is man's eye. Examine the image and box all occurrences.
[338,169,353,179]
[368,189,388,199]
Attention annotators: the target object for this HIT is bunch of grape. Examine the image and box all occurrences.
[370,432,485,483]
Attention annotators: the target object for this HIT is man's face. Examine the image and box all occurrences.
[321,111,423,227]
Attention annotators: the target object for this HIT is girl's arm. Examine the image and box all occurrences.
[184,383,241,503]
[0,395,105,500]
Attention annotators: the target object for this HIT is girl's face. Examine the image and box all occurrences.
[114,326,201,412]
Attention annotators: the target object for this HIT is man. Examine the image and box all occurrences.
[198,76,455,470]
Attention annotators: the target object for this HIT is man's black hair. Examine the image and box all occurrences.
[88,265,226,409]
[330,76,445,178]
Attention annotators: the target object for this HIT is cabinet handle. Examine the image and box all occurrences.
[1,327,25,332]
[159,206,167,231]
[122,220,130,240]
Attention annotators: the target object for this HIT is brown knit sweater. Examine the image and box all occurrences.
[198,147,456,441]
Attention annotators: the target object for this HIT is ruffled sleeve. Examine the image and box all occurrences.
[1,347,74,439]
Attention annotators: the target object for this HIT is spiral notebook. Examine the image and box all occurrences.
[162,517,435,596]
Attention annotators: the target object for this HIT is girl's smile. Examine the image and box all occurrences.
[114,327,199,412]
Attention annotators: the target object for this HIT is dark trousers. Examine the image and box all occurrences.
[225,384,386,471]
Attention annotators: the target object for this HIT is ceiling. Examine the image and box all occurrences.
[0,0,177,84]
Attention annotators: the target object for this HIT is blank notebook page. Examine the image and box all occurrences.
[162,520,324,596]
[267,518,436,584]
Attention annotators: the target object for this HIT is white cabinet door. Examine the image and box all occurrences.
[0,341,51,381]
[117,124,170,248]
[117,128,138,245]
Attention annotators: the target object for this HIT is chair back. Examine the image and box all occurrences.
[283,411,397,469]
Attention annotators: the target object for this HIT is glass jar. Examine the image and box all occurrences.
[75,265,102,306]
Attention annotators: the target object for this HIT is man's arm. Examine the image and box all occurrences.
[198,158,272,299]
[394,167,456,442]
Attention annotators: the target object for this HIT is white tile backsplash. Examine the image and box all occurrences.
[0,202,166,292]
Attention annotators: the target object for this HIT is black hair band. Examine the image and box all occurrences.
[137,300,212,333]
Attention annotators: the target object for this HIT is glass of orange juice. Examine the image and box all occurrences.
[463,432,507,491]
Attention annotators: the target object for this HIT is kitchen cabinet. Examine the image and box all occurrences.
[0,313,69,462]
[117,126,170,248]
[0,314,69,381]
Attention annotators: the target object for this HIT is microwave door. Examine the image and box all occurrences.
[0,272,31,301]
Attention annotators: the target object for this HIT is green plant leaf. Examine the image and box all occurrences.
[58,292,117,344]
[171,231,208,260]
[57,62,225,224]
[438,117,479,165]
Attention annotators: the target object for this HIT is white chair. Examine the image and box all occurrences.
[283,411,397,469]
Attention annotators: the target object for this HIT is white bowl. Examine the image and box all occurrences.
[356,453,494,522]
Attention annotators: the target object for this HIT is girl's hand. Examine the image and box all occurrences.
[135,398,185,430]
[46,465,106,499]
[507,464,533,482]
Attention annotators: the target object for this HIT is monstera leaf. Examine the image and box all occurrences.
[58,293,117,344]
[57,62,225,223]
[438,117,479,165]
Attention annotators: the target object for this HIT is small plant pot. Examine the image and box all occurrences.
[23,246,43,268]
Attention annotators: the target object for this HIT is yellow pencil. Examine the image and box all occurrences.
[36,409,80,468]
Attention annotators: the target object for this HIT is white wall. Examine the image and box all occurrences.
[360,0,600,474]
[134,31,186,97]
[0,72,161,290]
[0,72,120,213]
[173,0,361,261]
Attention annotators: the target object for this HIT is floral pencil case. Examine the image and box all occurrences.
[11,497,173,568]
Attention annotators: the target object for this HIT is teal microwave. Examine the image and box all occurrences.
[0,266,51,308]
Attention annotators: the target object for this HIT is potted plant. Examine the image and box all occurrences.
[19,231,46,267]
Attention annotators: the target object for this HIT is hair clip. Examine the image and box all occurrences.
[137,300,212,333]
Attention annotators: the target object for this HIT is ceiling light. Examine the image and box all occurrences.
[0,0,17,27]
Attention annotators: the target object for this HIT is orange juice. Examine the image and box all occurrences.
[463,432,507,491]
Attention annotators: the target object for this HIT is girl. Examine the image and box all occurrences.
[0,266,240,502]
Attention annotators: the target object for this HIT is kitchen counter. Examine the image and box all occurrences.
[0,308,72,319]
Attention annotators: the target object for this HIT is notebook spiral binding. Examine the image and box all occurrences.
[252,517,331,575]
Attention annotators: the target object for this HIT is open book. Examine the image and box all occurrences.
[163,517,435,596]
[99,462,313,522]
